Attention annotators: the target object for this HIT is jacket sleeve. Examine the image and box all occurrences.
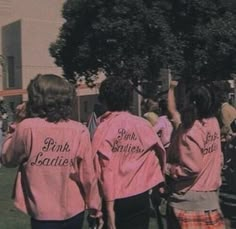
[166,132,203,180]
[1,123,28,167]
[78,128,102,217]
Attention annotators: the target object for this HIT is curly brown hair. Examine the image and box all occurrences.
[26,74,75,122]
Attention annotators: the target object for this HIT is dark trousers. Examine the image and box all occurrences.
[166,205,181,229]
[114,191,150,229]
[31,211,84,229]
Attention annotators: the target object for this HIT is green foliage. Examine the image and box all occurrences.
[50,0,236,84]
[0,167,30,229]
[170,0,236,81]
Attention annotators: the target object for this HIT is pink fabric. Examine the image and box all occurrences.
[92,111,165,201]
[153,115,173,148]
[166,118,223,193]
[1,118,101,220]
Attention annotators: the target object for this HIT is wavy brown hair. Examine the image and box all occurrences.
[181,83,219,129]
[26,74,75,122]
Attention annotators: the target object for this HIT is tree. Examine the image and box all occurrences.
[50,0,183,86]
[170,0,236,81]
[50,0,236,88]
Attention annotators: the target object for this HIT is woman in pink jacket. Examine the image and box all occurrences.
[153,99,173,150]
[166,80,225,229]
[92,76,165,229]
[1,74,103,229]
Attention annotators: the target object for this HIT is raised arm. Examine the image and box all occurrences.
[168,80,181,129]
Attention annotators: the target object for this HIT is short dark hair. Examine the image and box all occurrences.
[26,74,75,122]
[98,77,132,111]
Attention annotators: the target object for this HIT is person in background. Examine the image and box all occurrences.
[153,99,173,151]
[166,80,225,229]
[220,136,236,229]
[1,110,8,136]
[92,76,166,229]
[87,103,108,139]
[0,114,3,167]
[214,81,236,141]
[141,98,159,126]
[151,98,174,229]
[213,81,236,229]
[0,74,103,229]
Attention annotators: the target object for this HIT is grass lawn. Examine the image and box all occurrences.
[0,167,30,229]
[0,167,160,229]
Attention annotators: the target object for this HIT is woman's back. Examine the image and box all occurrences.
[3,117,98,220]
[93,111,165,201]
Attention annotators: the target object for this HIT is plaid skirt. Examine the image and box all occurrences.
[167,206,226,229]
